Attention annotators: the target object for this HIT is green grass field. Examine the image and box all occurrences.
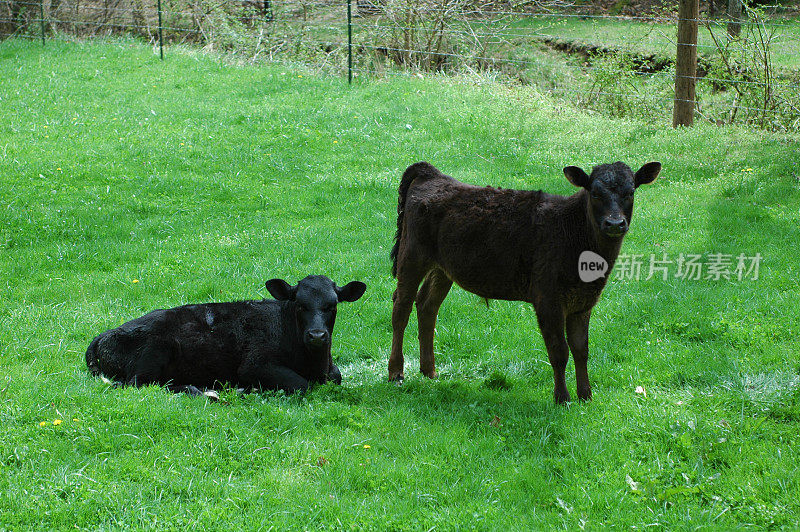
[1,39,799,529]
[348,12,800,128]
[513,16,800,71]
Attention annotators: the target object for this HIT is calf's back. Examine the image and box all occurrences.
[401,164,599,303]
[86,299,288,388]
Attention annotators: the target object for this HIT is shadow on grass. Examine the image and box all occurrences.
[309,375,572,433]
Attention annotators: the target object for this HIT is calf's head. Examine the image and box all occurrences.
[564,161,661,238]
[265,275,367,352]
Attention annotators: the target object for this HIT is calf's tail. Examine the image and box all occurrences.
[391,162,438,278]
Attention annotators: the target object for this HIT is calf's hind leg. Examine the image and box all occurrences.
[415,269,452,378]
[389,260,427,382]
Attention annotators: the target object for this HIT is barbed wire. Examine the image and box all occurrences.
[2,0,798,129]
[2,6,796,46]
[6,20,795,93]
[3,0,799,28]
[5,2,797,48]
[349,22,800,53]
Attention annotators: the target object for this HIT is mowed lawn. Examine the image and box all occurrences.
[1,39,799,529]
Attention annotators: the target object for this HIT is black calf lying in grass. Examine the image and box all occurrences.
[389,161,660,403]
[86,275,367,396]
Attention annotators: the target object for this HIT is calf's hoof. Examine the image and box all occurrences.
[388,372,404,383]
[184,385,204,397]
[577,385,592,402]
[420,368,438,379]
[554,388,571,404]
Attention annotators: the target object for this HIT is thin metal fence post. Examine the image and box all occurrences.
[39,0,45,46]
[157,0,164,60]
[347,0,353,84]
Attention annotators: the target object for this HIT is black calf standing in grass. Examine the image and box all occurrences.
[86,275,367,395]
[389,161,660,403]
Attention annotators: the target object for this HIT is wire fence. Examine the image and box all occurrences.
[2,0,799,130]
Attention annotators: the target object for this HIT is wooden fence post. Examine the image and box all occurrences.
[673,0,698,128]
[727,0,742,38]
[39,0,45,45]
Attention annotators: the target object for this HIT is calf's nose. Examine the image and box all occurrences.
[306,329,329,347]
[604,217,628,234]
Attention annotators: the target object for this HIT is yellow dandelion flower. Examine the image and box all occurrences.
[57,167,62,171]
[72,418,79,422]
[132,279,140,284]
[363,444,371,449]
[53,419,63,426]
[39,421,48,427]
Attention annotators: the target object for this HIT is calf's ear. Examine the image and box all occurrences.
[564,166,591,189]
[634,162,661,187]
[335,281,367,303]
[265,279,297,301]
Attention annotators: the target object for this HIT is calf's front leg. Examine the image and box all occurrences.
[328,363,342,385]
[566,310,592,401]
[534,302,571,404]
[238,362,310,394]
